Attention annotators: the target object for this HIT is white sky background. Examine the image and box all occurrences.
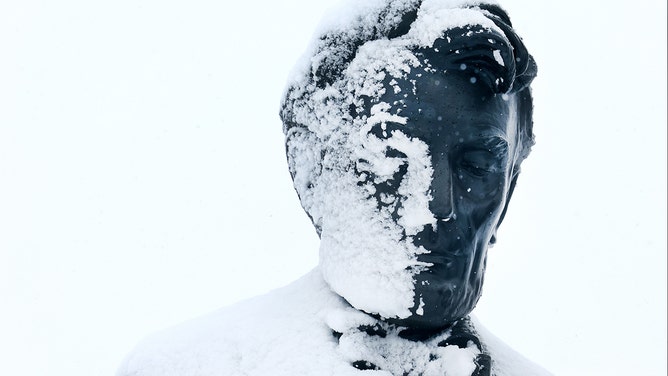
[0,0,665,375]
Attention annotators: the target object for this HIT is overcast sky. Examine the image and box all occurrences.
[0,0,665,375]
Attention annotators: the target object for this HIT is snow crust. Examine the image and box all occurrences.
[282,0,513,321]
[118,269,552,376]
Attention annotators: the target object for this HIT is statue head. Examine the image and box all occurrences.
[280,0,536,332]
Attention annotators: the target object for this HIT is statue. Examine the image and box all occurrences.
[118,1,550,375]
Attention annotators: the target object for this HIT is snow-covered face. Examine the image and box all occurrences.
[379,70,519,329]
[317,60,519,329]
[282,0,535,333]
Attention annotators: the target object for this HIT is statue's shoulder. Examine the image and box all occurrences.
[116,269,357,376]
[116,308,242,376]
[471,316,553,376]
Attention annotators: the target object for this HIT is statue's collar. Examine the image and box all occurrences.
[325,308,491,375]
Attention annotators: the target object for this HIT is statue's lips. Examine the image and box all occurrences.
[416,247,466,265]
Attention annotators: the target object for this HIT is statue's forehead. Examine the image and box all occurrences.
[356,67,516,146]
[372,67,504,116]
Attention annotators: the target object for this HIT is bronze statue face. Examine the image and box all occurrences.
[362,69,520,330]
[281,1,536,332]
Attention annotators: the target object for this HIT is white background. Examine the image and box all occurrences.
[0,0,665,375]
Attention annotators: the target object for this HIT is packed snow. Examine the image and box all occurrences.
[118,269,550,375]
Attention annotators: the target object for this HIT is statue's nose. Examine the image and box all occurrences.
[429,155,456,221]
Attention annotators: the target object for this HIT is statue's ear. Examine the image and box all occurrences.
[490,169,519,245]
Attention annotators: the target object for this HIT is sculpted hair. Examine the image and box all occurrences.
[280,0,537,232]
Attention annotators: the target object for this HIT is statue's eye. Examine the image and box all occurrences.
[460,161,489,177]
[459,150,501,177]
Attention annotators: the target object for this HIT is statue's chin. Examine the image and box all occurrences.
[374,281,482,337]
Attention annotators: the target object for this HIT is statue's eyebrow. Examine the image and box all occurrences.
[483,135,508,150]
[468,135,509,158]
